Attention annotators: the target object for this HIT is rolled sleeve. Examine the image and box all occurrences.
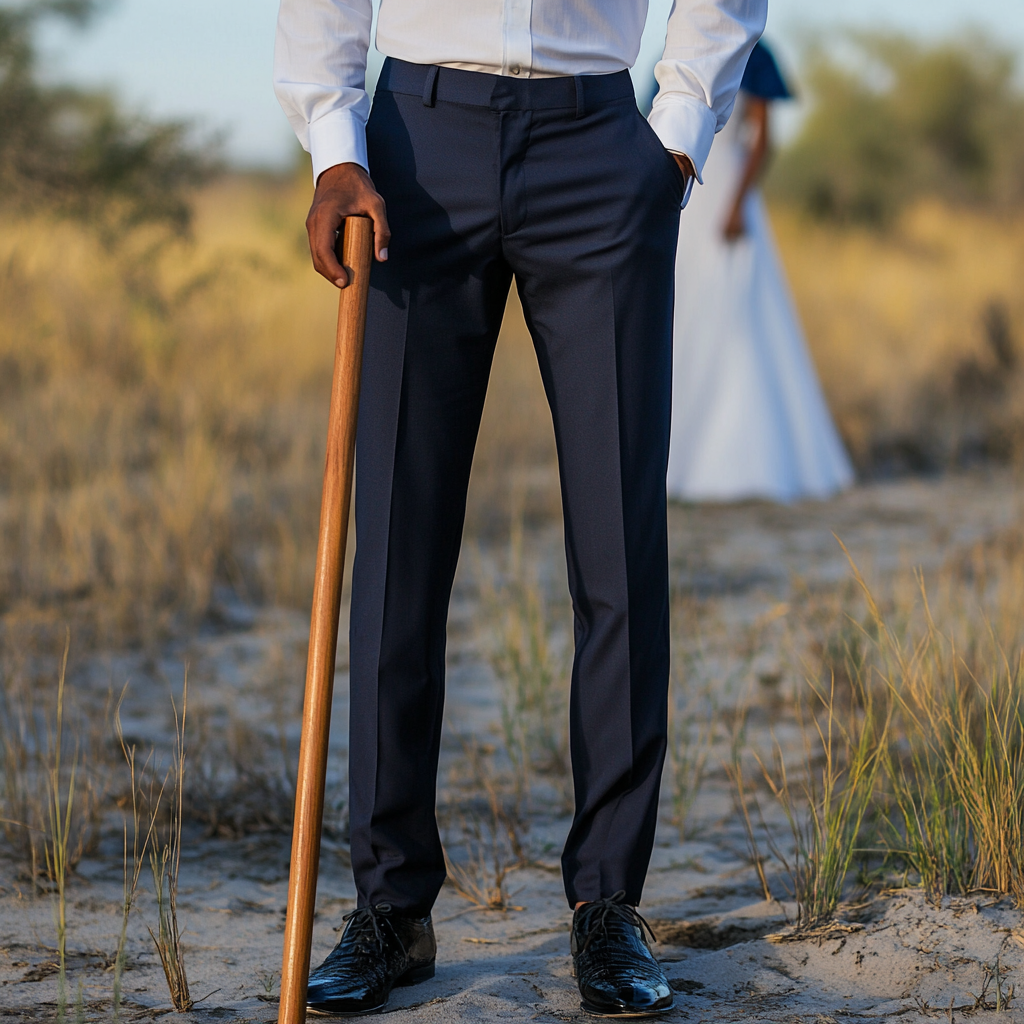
[308,108,370,180]
[651,0,767,183]
[647,95,717,184]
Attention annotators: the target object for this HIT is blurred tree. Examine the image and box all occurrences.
[768,33,1024,225]
[0,0,215,237]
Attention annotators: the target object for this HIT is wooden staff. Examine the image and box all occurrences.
[279,215,374,1024]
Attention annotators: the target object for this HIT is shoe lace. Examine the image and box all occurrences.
[577,890,658,954]
[341,903,393,953]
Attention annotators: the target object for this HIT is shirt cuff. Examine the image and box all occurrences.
[308,108,369,183]
[647,95,718,184]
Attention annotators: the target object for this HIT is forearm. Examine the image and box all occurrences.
[733,102,769,206]
[273,0,373,180]
[733,150,764,211]
[649,0,767,180]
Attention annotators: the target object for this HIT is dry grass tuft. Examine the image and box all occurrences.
[185,705,296,839]
[442,744,526,912]
[45,633,75,1021]
[112,686,166,1018]
[752,527,1024,924]
[478,515,571,814]
[758,675,889,928]
[857,562,1024,904]
[668,684,716,843]
[0,635,109,885]
[148,672,192,1012]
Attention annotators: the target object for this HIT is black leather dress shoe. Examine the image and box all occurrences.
[306,903,436,1016]
[571,892,674,1017]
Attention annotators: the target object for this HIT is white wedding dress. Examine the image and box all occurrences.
[666,98,854,503]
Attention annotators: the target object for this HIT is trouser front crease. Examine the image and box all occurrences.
[346,61,685,917]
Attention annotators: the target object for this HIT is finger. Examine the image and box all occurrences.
[369,198,392,262]
[309,214,349,288]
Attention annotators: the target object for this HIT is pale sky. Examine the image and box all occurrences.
[37,0,1024,169]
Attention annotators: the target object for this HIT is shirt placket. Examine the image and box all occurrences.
[502,0,533,78]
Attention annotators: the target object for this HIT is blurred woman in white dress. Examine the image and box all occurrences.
[667,41,854,503]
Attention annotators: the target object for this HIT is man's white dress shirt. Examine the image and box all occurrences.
[274,0,767,187]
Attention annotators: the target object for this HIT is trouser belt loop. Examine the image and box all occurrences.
[422,65,439,107]
[574,75,586,120]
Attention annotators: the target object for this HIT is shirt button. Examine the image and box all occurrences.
[510,64,521,75]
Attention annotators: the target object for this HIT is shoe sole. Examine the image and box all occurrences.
[579,999,676,1018]
[306,961,436,1017]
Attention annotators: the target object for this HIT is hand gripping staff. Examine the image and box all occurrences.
[279,216,374,1024]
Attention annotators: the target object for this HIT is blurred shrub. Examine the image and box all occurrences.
[0,0,213,238]
[769,32,1024,224]
[773,201,1024,475]
[0,180,336,648]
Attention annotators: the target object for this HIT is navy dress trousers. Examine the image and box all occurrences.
[346,59,686,914]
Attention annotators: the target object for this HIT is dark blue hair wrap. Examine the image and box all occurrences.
[740,40,792,100]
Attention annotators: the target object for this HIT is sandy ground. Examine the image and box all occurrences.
[2,472,1024,1022]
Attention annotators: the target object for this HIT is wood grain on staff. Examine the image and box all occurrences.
[278,215,374,1024]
